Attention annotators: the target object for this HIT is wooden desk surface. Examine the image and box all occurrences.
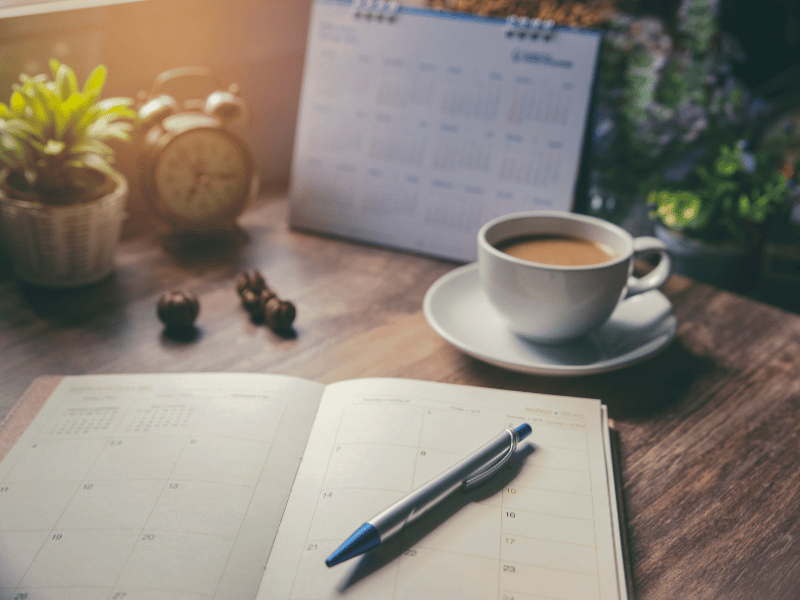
[1,192,799,599]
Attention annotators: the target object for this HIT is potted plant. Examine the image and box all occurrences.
[0,59,136,288]
[587,0,775,233]
[647,138,794,288]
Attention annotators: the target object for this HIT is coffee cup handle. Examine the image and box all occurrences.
[625,236,672,298]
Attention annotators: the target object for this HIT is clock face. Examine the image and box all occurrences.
[153,127,252,226]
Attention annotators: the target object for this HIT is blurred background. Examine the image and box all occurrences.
[1,0,799,308]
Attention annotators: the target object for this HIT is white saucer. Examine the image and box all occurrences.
[423,263,677,376]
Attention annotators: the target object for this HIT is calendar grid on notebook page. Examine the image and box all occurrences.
[0,373,323,600]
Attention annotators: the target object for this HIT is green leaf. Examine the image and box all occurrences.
[95,97,133,111]
[20,73,47,86]
[95,97,137,120]
[22,168,37,186]
[55,64,69,101]
[61,91,86,113]
[72,152,114,175]
[34,83,60,117]
[49,58,61,78]
[85,153,114,175]
[20,86,49,124]
[62,65,80,100]
[4,118,41,138]
[0,131,26,163]
[62,94,94,137]
[25,137,46,154]
[10,91,27,117]
[43,139,66,155]
[650,189,704,229]
[82,64,107,99]
[53,105,68,138]
[70,139,113,156]
[715,155,740,177]
[738,194,751,217]
[86,120,132,142]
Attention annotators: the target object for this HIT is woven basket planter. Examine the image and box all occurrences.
[0,169,128,288]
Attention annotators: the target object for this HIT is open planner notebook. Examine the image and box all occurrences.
[290,0,601,262]
[0,374,628,599]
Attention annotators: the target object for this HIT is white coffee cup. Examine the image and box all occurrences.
[478,211,672,344]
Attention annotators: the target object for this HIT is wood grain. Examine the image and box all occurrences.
[1,193,799,599]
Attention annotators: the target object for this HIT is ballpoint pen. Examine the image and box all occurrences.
[325,422,532,567]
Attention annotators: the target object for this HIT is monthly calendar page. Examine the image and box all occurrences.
[290,0,601,261]
[0,373,324,600]
[259,378,627,599]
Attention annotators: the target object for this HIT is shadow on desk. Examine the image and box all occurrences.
[459,337,719,421]
[159,227,250,268]
[11,275,129,327]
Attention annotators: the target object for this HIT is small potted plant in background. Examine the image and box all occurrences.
[586,0,778,236]
[648,138,794,289]
[0,59,136,288]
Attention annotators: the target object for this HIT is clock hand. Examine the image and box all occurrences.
[185,171,206,203]
[186,181,199,203]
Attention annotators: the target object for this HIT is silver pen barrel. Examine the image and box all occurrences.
[369,427,517,539]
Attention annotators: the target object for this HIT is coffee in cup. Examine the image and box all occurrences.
[478,211,672,344]
[496,234,618,266]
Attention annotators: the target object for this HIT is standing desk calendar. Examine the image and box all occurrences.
[290,0,602,261]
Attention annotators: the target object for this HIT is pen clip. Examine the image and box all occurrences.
[461,428,517,491]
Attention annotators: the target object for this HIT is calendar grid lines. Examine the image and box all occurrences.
[211,400,289,599]
[0,377,311,600]
[499,506,595,523]
[503,483,592,497]
[496,529,599,550]
[1,374,329,600]
[6,389,144,599]
[584,425,605,588]
[0,476,270,489]
[106,393,214,595]
[389,404,429,600]
[234,374,627,600]
[8,584,215,599]
[290,1,601,262]
[3,526,246,539]
[286,396,355,600]
[497,443,510,597]
[329,438,593,454]
[279,392,608,598]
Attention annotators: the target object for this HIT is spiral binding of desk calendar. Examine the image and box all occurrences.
[353,0,400,20]
[505,15,556,40]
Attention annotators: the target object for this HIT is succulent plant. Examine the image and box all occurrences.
[0,59,136,205]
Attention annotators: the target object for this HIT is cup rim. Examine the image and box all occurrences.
[478,210,633,271]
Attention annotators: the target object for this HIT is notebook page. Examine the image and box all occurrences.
[0,373,324,600]
[259,378,625,600]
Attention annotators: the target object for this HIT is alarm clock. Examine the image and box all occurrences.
[137,67,258,232]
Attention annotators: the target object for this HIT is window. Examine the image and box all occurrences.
[0,0,149,19]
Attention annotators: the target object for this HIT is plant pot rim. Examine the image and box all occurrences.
[0,168,127,210]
